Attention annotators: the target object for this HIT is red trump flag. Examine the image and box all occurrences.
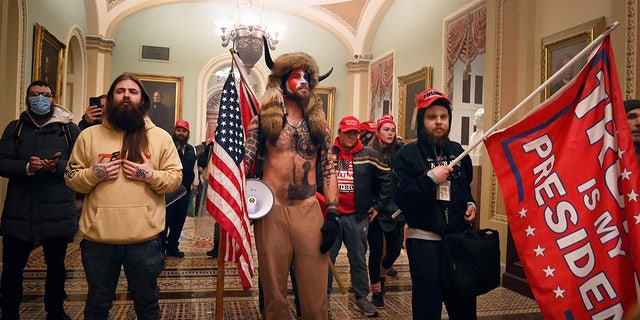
[485,36,640,319]
[206,73,254,291]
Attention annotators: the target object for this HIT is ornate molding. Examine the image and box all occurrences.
[489,0,508,224]
[626,0,637,99]
[86,35,116,53]
[345,59,370,72]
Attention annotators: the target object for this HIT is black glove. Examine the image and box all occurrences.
[320,211,341,253]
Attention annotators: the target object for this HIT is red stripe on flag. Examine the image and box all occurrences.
[485,36,640,319]
[206,73,254,291]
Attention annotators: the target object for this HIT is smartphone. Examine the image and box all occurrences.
[89,97,101,108]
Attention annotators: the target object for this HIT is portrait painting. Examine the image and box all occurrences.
[32,24,65,102]
[542,17,605,99]
[316,86,336,136]
[398,67,432,142]
[135,74,184,133]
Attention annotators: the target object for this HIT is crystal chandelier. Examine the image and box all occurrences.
[215,0,284,70]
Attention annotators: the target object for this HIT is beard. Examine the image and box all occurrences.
[284,87,310,107]
[173,132,190,146]
[419,128,450,149]
[108,100,146,132]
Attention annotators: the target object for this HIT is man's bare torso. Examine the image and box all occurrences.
[262,121,318,206]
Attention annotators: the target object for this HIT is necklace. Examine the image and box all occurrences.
[286,118,305,129]
[286,119,313,159]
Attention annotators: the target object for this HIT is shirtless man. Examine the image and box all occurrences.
[245,52,339,320]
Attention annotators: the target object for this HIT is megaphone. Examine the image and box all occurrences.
[246,179,274,219]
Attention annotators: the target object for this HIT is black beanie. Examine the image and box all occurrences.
[624,99,640,113]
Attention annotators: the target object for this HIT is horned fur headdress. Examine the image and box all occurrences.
[260,39,332,145]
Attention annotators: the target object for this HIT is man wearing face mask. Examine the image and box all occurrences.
[0,80,81,320]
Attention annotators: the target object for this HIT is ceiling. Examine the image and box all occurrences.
[90,0,394,54]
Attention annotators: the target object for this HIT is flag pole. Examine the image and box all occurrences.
[230,48,257,98]
[448,21,619,168]
[215,227,227,320]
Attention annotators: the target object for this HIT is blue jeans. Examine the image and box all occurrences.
[81,238,165,320]
[1,236,69,320]
[406,238,477,320]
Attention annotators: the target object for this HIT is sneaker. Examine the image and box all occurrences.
[206,248,218,258]
[354,298,379,317]
[386,266,398,277]
[372,292,385,308]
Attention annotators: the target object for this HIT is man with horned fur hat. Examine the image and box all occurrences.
[245,49,339,319]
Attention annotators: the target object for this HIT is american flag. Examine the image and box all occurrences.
[206,73,254,290]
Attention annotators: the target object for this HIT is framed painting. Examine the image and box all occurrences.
[32,24,66,102]
[317,86,336,136]
[541,17,605,100]
[398,67,432,142]
[135,73,184,133]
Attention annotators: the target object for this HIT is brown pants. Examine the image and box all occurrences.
[255,197,328,320]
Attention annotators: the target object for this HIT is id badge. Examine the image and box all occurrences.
[436,180,451,201]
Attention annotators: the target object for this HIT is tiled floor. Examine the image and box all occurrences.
[9,216,541,319]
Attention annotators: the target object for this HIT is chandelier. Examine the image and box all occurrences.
[215,0,284,70]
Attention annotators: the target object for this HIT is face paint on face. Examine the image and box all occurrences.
[285,69,310,95]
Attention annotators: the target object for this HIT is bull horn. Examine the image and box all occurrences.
[263,36,274,69]
[319,67,333,82]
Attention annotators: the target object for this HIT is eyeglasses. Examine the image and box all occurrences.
[28,91,53,98]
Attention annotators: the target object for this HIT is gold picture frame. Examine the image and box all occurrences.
[317,86,336,136]
[541,17,605,100]
[398,66,432,141]
[135,73,184,133]
[32,24,66,102]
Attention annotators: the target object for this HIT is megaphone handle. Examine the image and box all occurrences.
[327,255,347,295]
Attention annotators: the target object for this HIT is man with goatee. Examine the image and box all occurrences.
[161,119,197,258]
[64,73,182,320]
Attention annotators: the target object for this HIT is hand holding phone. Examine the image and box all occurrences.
[86,97,103,123]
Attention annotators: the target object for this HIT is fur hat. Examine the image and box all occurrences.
[260,52,327,142]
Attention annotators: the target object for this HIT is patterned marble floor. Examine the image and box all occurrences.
[9,216,541,319]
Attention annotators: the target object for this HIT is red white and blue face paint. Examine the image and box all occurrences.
[285,69,310,95]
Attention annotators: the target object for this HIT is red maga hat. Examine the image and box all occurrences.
[175,119,190,131]
[416,88,451,110]
[338,116,360,132]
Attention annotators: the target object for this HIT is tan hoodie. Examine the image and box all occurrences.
[64,118,182,244]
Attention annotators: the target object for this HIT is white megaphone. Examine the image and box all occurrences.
[246,179,274,219]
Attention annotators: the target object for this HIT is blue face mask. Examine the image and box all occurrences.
[29,95,52,115]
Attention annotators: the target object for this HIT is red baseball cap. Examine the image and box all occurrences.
[175,119,190,131]
[416,88,451,110]
[376,114,395,129]
[338,116,360,132]
[359,120,376,132]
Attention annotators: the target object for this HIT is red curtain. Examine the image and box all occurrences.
[445,6,486,97]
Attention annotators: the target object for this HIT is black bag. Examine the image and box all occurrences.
[440,227,500,296]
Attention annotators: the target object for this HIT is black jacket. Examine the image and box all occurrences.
[393,140,475,234]
[177,143,197,189]
[0,109,80,242]
[332,143,392,220]
[369,138,405,231]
